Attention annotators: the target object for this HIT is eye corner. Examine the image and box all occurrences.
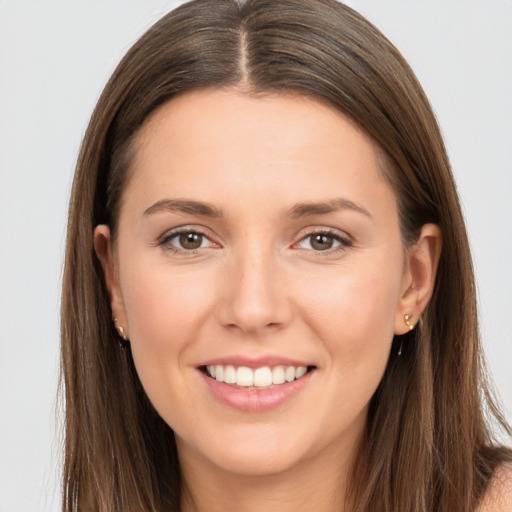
[292,227,354,254]
[158,226,221,254]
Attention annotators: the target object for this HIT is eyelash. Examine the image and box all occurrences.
[158,227,353,255]
[159,227,215,254]
[294,228,353,254]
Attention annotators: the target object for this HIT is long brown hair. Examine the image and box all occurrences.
[61,0,511,510]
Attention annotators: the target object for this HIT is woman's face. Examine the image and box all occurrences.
[97,89,429,479]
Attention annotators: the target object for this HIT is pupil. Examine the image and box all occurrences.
[312,234,333,250]
[180,232,202,249]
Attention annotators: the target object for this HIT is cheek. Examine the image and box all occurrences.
[298,268,400,347]
[121,263,215,350]
[297,269,400,421]
[295,262,402,401]
[118,261,219,413]
[118,263,218,418]
[345,275,398,343]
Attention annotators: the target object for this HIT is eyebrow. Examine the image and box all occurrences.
[143,199,223,218]
[286,198,372,219]
[143,197,371,219]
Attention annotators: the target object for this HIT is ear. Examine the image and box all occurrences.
[94,225,128,330]
[394,223,442,334]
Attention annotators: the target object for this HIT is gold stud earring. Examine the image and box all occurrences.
[404,314,415,331]
[113,318,128,341]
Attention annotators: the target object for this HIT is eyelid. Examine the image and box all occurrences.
[292,226,354,252]
[156,224,353,255]
[158,225,220,253]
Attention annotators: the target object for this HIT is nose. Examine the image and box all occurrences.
[215,245,292,335]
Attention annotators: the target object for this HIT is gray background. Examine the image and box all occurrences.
[0,1,510,510]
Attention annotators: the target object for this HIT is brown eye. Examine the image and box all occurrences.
[161,229,217,253]
[296,230,352,253]
[310,234,335,251]
[179,232,204,250]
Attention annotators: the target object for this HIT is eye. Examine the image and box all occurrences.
[160,229,216,252]
[296,230,352,252]
[176,232,205,250]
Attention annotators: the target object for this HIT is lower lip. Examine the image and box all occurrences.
[200,370,313,412]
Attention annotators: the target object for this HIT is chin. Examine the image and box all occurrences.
[176,423,317,478]
[208,447,306,478]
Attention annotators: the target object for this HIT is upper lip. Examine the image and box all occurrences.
[196,355,314,369]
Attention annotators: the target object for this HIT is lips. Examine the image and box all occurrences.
[197,357,316,412]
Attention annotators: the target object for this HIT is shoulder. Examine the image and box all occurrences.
[477,463,512,512]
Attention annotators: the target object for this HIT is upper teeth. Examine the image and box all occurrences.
[206,365,308,388]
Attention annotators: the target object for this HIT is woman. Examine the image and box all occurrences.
[61,0,512,510]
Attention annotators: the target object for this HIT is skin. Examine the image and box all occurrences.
[95,89,441,512]
[477,464,512,512]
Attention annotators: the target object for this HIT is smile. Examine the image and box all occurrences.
[199,362,316,412]
[205,364,309,389]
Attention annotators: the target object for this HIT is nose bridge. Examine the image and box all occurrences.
[217,237,289,333]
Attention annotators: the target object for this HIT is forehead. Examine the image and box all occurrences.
[124,88,396,220]
[135,89,377,161]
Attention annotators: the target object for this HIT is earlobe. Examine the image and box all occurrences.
[93,225,127,327]
[394,223,442,335]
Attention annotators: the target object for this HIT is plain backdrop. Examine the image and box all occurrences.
[0,1,510,510]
